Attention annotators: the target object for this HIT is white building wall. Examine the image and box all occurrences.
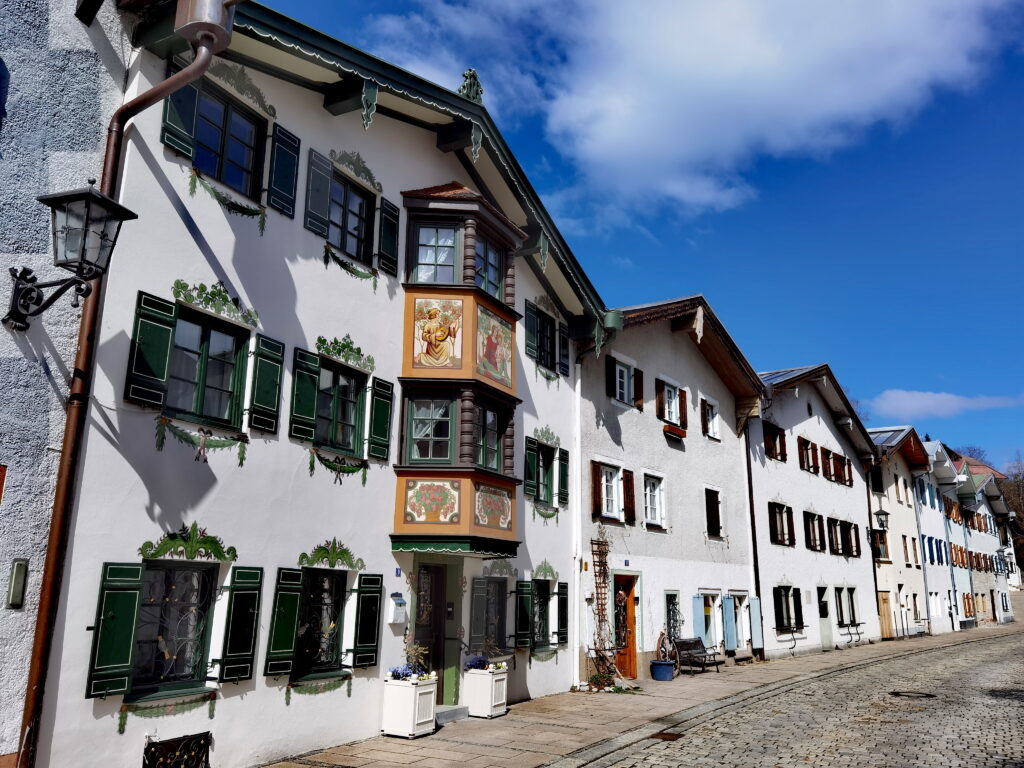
[38,48,576,768]
[750,384,880,659]
[578,319,755,679]
[916,474,957,634]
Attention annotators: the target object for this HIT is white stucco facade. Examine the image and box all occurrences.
[751,367,880,658]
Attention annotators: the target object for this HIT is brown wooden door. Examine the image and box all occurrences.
[613,575,637,679]
[878,592,895,639]
[414,564,446,702]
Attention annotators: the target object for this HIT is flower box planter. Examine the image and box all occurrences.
[663,423,687,441]
[463,668,508,718]
[381,678,437,738]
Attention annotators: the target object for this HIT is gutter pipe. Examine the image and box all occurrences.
[16,33,218,768]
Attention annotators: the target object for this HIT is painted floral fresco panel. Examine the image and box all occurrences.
[475,484,512,530]
[405,480,460,524]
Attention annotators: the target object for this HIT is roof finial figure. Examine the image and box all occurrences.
[459,68,484,103]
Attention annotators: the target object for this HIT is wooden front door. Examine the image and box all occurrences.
[878,591,895,639]
[613,575,637,679]
[414,564,446,702]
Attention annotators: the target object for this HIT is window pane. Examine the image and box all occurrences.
[436,265,455,283]
[193,146,219,178]
[204,358,234,390]
[437,228,455,246]
[418,246,436,265]
[226,139,252,170]
[166,378,196,412]
[202,388,231,420]
[195,120,222,153]
[208,330,235,359]
[222,163,248,194]
[328,224,342,249]
[198,95,224,123]
[417,265,436,283]
[228,111,255,144]
[436,247,454,265]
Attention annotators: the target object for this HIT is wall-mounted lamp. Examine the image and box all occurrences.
[875,510,890,531]
[3,180,137,331]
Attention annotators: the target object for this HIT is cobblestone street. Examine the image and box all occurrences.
[596,633,1024,768]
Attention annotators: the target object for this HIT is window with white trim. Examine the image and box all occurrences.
[664,384,680,424]
[614,361,631,403]
[601,464,622,520]
[643,475,664,527]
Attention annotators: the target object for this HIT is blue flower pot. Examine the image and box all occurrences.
[650,660,675,681]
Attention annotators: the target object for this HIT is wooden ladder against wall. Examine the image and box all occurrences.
[589,536,618,680]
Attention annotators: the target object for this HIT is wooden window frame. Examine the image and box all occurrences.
[327,172,375,265]
[192,79,266,201]
[763,422,787,462]
[405,397,455,465]
[314,360,367,459]
[705,488,723,538]
[643,474,665,528]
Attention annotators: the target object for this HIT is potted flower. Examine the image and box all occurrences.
[462,654,509,718]
[381,644,438,738]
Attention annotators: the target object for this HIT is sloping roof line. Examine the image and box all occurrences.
[234,3,609,326]
[401,181,524,237]
[868,425,930,469]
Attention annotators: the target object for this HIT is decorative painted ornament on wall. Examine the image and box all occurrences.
[315,333,375,372]
[323,242,379,290]
[405,480,460,524]
[482,559,517,578]
[207,61,277,117]
[154,415,248,467]
[474,484,512,530]
[532,425,560,448]
[533,558,558,583]
[308,449,368,485]
[476,305,513,388]
[297,537,366,570]
[188,168,267,235]
[328,149,383,193]
[172,279,259,328]
[139,522,238,562]
[413,298,463,369]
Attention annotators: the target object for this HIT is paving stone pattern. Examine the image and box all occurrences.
[602,633,1024,768]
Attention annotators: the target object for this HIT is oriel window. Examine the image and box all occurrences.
[408,399,453,462]
[413,226,457,284]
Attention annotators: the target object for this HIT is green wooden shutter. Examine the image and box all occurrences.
[556,582,568,645]
[124,291,177,408]
[303,147,332,237]
[469,578,488,652]
[218,567,263,682]
[524,437,538,499]
[367,377,394,461]
[351,573,383,667]
[377,198,400,276]
[249,335,284,433]
[793,588,804,629]
[605,355,616,398]
[515,580,534,648]
[289,348,320,441]
[557,322,570,376]
[524,301,538,360]
[267,124,301,217]
[558,448,569,505]
[85,563,144,698]
[160,59,198,158]
[264,568,304,676]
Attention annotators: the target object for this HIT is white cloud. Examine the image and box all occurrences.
[869,390,1024,420]
[363,0,1020,219]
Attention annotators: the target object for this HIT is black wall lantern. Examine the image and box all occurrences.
[875,509,890,531]
[3,180,137,331]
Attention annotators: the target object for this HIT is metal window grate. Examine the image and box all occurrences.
[143,731,211,768]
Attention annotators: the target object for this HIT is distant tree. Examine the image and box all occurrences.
[954,445,989,463]
[847,397,870,424]
[1001,451,1024,512]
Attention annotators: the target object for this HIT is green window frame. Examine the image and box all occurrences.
[532,580,551,649]
[315,362,366,457]
[473,403,503,471]
[474,235,503,299]
[131,562,218,697]
[411,224,458,284]
[328,173,373,264]
[293,568,347,680]
[165,308,249,430]
[406,398,454,463]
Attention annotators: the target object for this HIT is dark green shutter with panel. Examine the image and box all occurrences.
[556,582,568,645]
[160,59,198,158]
[515,580,534,648]
[264,568,304,676]
[557,322,570,376]
[218,567,263,682]
[793,588,804,629]
[289,348,320,441]
[377,198,400,276]
[303,148,332,238]
[524,437,538,499]
[558,448,569,505]
[249,335,284,433]
[267,124,301,217]
[469,578,488,652]
[351,573,383,667]
[524,301,538,361]
[367,378,394,461]
[124,291,178,408]
[85,562,144,698]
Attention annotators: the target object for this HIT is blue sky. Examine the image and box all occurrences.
[263,0,1024,470]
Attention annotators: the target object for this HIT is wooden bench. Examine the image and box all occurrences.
[673,637,721,675]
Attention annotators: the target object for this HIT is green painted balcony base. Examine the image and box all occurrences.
[390,535,519,558]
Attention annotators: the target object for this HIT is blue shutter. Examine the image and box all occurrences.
[722,595,737,652]
[749,596,764,651]
[692,595,706,645]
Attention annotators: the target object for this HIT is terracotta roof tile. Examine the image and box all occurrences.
[401,181,481,200]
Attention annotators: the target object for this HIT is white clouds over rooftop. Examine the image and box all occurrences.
[366,0,1019,217]
[869,390,1024,421]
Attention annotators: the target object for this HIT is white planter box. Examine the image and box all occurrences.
[463,668,508,718]
[381,678,437,738]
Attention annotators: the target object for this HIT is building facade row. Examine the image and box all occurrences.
[1,3,1020,767]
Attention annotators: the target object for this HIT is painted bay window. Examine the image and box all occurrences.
[768,503,795,546]
[473,403,502,470]
[705,488,722,537]
[772,586,803,632]
[407,398,454,463]
[804,511,825,552]
[412,225,458,284]
[763,422,787,462]
[316,363,366,457]
[643,474,664,528]
[474,235,504,299]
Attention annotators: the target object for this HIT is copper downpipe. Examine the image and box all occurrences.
[16,35,216,768]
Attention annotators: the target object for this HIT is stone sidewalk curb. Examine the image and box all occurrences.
[544,629,1021,768]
